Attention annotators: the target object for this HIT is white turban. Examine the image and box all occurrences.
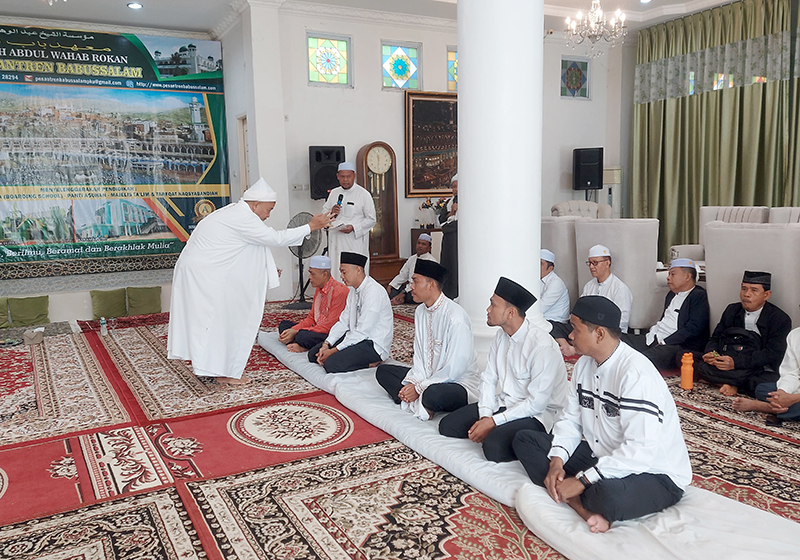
[541,249,556,263]
[309,255,331,269]
[588,244,611,258]
[241,177,277,202]
[338,162,356,172]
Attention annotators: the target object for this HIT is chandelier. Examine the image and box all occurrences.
[565,0,627,58]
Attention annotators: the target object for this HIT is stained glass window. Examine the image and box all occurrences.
[447,47,458,91]
[382,42,421,90]
[308,34,351,86]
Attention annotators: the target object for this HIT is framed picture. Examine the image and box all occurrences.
[561,56,590,99]
[404,91,458,198]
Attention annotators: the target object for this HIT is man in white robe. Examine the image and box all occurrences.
[167,178,332,384]
[387,233,437,305]
[308,251,393,373]
[540,249,570,323]
[551,244,633,356]
[322,162,376,282]
[439,277,568,462]
[376,260,480,420]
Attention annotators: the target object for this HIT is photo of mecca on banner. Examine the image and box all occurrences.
[0,24,228,270]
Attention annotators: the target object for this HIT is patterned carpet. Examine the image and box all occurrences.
[186,439,563,560]
[1,304,798,559]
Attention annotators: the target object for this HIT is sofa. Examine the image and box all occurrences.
[670,206,770,263]
[550,200,613,218]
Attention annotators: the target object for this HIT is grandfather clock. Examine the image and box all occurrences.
[356,141,404,285]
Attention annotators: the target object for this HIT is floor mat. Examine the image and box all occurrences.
[0,334,129,448]
[186,439,564,559]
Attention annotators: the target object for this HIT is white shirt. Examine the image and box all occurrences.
[581,273,634,333]
[540,271,570,322]
[744,307,763,336]
[548,342,692,489]
[436,198,457,226]
[777,327,800,395]
[326,275,393,359]
[322,184,376,282]
[646,287,693,345]
[389,252,438,292]
[168,200,309,379]
[402,293,480,420]
[477,319,569,432]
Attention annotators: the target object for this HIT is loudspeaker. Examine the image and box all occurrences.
[573,147,604,190]
[309,146,345,200]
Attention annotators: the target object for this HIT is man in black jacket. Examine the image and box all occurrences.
[696,271,792,397]
[625,258,710,371]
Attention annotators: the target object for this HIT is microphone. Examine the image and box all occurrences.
[336,194,344,206]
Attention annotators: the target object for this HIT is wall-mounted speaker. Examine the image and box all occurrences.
[309,146,345,200]
[573,147,604,190]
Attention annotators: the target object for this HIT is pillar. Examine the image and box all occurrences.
[457,0,548,360]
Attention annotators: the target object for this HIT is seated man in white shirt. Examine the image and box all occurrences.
[513,296,692,533]
[387,233,437,305]
[308,251,393,373]
[733,323,800,427]
[623,258,710,371]
[376,260,479,420]
[438,277,568,462]
[540,249,570,325]
[550,244,633,357]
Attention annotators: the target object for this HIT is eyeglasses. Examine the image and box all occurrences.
[586,260,607,267]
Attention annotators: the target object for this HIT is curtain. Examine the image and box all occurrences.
[631,0,798,258]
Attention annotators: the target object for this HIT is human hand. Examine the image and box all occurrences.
[278,328,297,344]
[544,458,566,503]
[767,389,795,411]
[309,211,335,231]
[330,204,341,217]
[450,202,458,215]
[467,417,496,443]
[339,224,354,234]
[557,477,586,502]
[713,355,735,371]
[316,344,338,365]
[398,384,419,403]
[391,294,405,305]
[702,352,717,364]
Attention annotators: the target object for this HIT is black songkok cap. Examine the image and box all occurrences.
[414,259,448,284]
[340,251,368,268]
[494,277,537,312]
[742,270,771,290]
[571,296,621,330]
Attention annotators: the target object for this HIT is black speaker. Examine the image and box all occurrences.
[573,147,603,190]
[309,146,345,200]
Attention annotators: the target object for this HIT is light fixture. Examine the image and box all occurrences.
[565,0,627,58]
[128,2,143,9]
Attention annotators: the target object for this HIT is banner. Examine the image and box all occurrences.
[0,24,229,270]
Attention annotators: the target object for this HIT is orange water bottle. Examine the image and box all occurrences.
[680,353,694,390]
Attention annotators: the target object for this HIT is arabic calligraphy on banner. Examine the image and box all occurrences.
[0,24,229,270]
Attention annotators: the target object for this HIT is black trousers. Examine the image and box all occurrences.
[278,320,327,350]
[388,287,416,304]
[693,355,778,398]
[622,333,685,371]
[438,402,545,463]
[375,364,468,414]
[548,320,573,340]
[308,337,382,373]
[512,430,684,522]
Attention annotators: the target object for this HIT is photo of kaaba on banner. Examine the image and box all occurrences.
[0,25,229,278]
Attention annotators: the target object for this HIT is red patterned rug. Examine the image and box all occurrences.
[0,487,205,560]
[0,334,130,448]
[186,439,564,560]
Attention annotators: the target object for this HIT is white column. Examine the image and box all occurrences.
[458,0,547,360]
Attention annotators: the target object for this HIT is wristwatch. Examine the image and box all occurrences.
[575,471,592,489]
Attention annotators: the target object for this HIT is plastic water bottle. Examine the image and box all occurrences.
[680,353,693,390]
[100,317,108,336]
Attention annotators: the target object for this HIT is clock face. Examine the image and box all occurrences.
[366,145,392,174]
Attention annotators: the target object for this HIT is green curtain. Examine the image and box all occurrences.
[632,0,797,258]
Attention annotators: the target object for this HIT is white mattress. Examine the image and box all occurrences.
[333,372,531,507]
[257,331,347,393]
[516,482,800,560]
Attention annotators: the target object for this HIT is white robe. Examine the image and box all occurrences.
[389,252,438,292]
[401,293,480,420]
[322,184,376,282]
[167,200,310,379]
[581,273,634,333]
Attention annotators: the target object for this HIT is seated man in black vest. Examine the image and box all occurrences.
[624,258,709,371]
[696,271,792,397]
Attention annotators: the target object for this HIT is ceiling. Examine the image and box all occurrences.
[0,0,732,37]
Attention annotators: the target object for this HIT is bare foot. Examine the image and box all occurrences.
[720,384,738,397]
[369,361,384,368]
[586,513,611,533]
[286,343,304,353]
[216,375,252,385]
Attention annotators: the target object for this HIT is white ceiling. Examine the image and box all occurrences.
[0,0,732,37]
